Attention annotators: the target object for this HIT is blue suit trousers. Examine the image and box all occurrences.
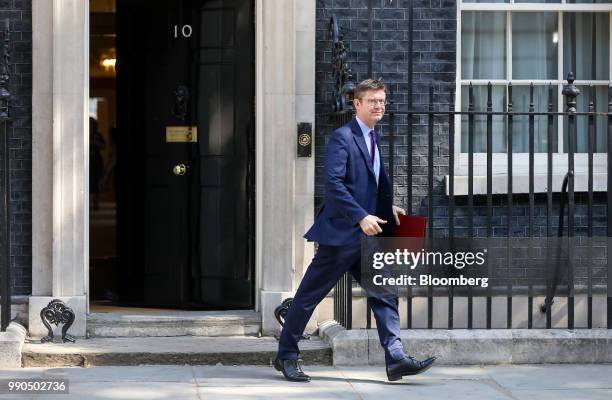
[277,239,405,364]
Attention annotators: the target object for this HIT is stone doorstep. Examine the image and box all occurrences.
[0,322,27,368]
[21,336,332,368]
[319,320,612,366]
[86,310,262,338]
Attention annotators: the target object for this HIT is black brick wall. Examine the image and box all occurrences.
[0,0,32,295]
[315,0,457,216]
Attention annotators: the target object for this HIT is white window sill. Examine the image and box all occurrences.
[445,173,608,196]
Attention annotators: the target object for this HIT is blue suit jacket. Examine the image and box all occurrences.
[305,117,396,246]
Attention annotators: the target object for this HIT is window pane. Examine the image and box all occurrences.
[461,12,506,80]
[563,13,609,81]
[461,85,507,153]
[511,85,558,153]
[512,13,558,80]
[563,86,609,153]
[462,0,508,3]
[514,0,560,2]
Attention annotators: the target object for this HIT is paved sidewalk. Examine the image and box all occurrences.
[0,364,611,399]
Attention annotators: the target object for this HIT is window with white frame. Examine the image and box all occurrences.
[455,1,612,189]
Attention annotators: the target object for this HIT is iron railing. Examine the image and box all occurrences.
[317,0,612,331]
[330,75,612,330]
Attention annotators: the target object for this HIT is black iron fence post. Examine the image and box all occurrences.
[467,83,474,329]
[486,82,493,329]
[448,87,455,329]
[545,84,553,329]
[0,19,10,332]
[528,83,535,329]
[608,85,612,329]
[587,95,595,329]
[562,72,579,329]
[406,0,413,217]
[507,83,514,329]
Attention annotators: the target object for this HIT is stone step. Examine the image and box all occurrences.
[21,336,332,367]
[86,310,262,338]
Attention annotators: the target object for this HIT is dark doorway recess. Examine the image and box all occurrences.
[112,0,255,309]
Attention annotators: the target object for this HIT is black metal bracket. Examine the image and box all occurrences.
[274,297,310,340]
[541,170,574,314]
[274,297,292,327]
[40,299,76,343]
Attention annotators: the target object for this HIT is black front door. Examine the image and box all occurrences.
[116,0,255,309]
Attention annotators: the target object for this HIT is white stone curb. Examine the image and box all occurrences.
[0,322,27,368]
[319,320,612,366]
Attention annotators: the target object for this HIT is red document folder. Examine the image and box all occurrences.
[394,214,427,238]
[393,214,427,253]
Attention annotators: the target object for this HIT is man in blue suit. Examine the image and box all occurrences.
[274,79,436,382]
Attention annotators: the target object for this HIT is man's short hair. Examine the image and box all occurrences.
[353,78,386,100]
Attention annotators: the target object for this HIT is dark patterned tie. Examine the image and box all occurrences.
[369,130,376,164]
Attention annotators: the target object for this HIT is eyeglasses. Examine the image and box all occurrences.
[365,99,387,107]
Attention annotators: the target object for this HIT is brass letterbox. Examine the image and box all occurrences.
[166,126,198,143]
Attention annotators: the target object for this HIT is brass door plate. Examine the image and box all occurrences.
[166,126,198,143]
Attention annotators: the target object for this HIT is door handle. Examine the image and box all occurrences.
[172,163,188,176]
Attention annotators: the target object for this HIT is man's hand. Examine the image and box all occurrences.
[392,205,406,225]
[359,215,387,236]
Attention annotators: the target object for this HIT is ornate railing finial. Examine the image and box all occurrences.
[329,15,354,113]
[0,19,10,120]
[562,72,580,114]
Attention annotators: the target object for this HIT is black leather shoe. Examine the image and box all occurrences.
[274,357,311,382]
[386,355,436,381]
